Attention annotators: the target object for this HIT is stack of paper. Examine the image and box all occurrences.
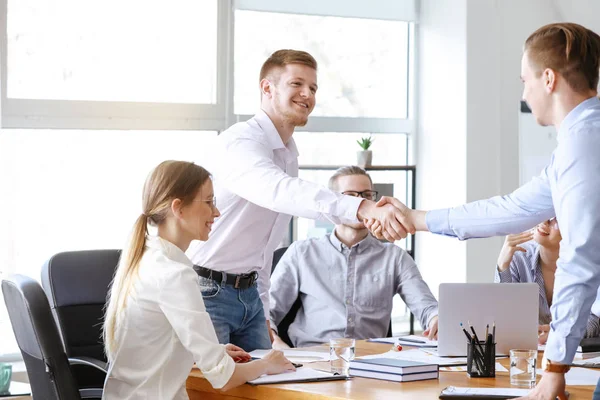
[358,349,469,366]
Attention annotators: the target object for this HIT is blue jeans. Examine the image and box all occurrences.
[594,377,600,400]
[198,276,272,352]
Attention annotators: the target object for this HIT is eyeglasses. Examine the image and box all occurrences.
[192,198,217,208]
[342,190,378,201]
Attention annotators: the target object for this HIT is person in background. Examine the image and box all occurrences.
[102,161,294,400]
[496,218,600,344]
[269,166,438,349]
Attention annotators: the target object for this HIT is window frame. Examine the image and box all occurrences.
[1,0,417,136]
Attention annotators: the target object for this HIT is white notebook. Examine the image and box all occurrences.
[248,367,348,385]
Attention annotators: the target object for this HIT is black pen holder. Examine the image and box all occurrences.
[466,341,495,377]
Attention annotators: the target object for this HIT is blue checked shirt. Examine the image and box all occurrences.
[495,241,600,337]
[427,96,600,364]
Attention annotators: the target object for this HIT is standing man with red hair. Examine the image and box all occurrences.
[187,49,413,352]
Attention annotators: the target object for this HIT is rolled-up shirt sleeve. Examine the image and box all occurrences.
[158,265,235,389]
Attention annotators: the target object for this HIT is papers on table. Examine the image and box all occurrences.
[573,355,600,368]
[359,349,469,366]
[440,386,531,397]
[248,367,348,385]
[537,366,600,386]
[368,335,438,347]
[249,349,330,363]
[440,362,508,373]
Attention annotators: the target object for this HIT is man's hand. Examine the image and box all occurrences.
[498,231,534,272]
[516,372,568,400]
[423,316,439,340]
[271,330,291,350]
[357,197,416,242]
[363,197,428,240]
[266,320,275,343]
[537,324,550,345]
[225,343,252,363]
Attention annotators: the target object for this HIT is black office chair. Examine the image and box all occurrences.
[270,247,303,347]
[41,250,120,391]
[1,274,104,399]
[272,246,394,345]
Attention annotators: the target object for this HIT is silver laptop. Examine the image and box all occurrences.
[437,283,538,356]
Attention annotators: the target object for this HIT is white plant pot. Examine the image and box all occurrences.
[356,150,373,167]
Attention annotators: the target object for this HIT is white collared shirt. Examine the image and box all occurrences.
[187,110,363,318]
[103,236,235,400]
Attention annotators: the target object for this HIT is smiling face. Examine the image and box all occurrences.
[264,63,317,127]
[179,178,220,242]
[533,218,561,248]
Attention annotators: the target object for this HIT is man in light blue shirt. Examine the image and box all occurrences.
[370,23,600,400]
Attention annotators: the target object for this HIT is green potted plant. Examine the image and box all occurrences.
[356,135,374,167]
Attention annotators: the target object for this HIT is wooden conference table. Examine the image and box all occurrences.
[186,340,595,399]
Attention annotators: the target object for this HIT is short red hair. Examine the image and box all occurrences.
[525,23,600,92]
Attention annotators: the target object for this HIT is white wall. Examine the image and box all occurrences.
[416,0,467,297]
[416,0,600,290]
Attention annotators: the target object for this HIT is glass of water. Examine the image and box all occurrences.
[329,338,355,375]
[510,349,537,387]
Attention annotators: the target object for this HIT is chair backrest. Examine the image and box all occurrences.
[41,250,120,388]
[271,247,302,347]
[2,275,81,400]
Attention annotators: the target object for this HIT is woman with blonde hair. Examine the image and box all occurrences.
[103,161,293,399]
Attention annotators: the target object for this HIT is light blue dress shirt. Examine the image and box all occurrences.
[427,96,600,364]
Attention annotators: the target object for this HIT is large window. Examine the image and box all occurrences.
[234,11,409,119]
[7,0,218,103]
[0,0,419,356]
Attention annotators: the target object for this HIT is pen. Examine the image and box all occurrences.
[485,324,489,341]
[397,337,427,344]
[492,321,496,343]
[468,321,487,373]
[460,322,473,342]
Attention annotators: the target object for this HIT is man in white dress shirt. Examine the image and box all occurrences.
[187,49,413,351]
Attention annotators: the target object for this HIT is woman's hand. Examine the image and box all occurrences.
[262,350,296,375]
[497,231,534,272]
[225,343,251,363]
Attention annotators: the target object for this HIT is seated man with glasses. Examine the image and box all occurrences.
[269,166,439,349]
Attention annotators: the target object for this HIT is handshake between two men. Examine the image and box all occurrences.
[356,196,428,241]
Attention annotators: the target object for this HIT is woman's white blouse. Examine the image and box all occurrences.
[103,236,234,400]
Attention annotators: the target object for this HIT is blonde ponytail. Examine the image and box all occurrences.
[103,214,148,360]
